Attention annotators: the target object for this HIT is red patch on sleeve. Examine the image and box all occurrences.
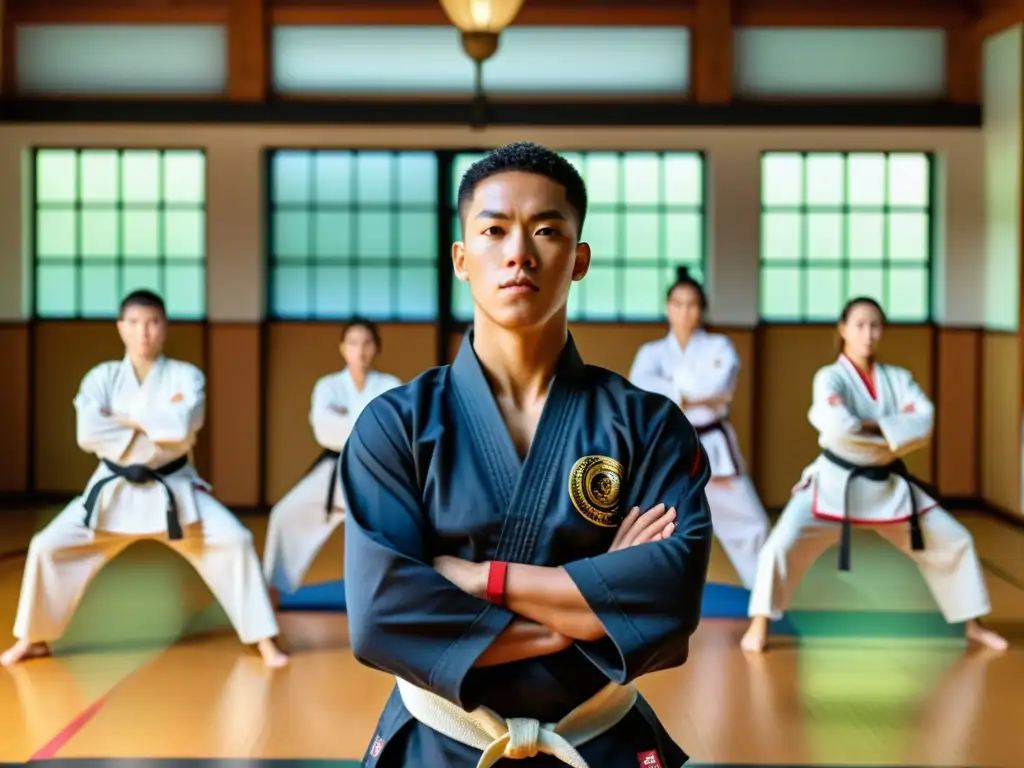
[170,392,184,403]
[827,393,843,406]
[637,750,663,767]
[902,403,916,413]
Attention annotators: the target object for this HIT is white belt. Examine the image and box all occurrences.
[395,676,638,768]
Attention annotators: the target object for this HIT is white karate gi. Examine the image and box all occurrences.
[12,355,280,646]
[630,330,769,589]
[747,355,992,624]
[263,368,402,595]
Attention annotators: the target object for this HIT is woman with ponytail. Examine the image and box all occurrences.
[628,266,770,591]
[740,296,1006,653]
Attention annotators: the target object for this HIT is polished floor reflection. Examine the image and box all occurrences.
[1,508,1022,766]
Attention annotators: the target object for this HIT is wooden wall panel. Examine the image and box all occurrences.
[206,323,260,508]
[0,324,29,494]
[980,331,1021,514]
[936,328,980,497]
[263,322,436,505]
[32,322,206,494]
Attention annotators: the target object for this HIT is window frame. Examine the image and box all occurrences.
[30,145,209,321]
[757,149,935,325]
[263,147,449,325]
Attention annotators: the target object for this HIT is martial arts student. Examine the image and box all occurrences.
[262,318,401,599]
[740,296,1007,653]
[340,142,714,767]
[629,267,770,589]
[0,290,288,669]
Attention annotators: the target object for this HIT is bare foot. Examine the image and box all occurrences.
[0,640,52,667]
[740,617,769,653]
[257,637,289,668]
[965,620,1009,651]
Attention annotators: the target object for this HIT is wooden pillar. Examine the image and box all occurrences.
[691,0,733,104]
[946,26,981,104]
[227,0,269,101]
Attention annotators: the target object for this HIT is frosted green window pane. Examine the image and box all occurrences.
[762,153,803,206]
[164,264,205,319]
[578,265,618,320]
[398,265,437,320]
[313,265,353,318]
[666,212,702,266]
[398,211,436,260]
[623,154,660,205]
[123,210,160,258]
[397,152,438,205]
[273,211,311,260]
[585,211,619,262]
[664,154,702,206]
[887,268,928,321]
[122,151,161,203]
[37,210,78,257]
[623,266,661,318]
[164,210,204,259]
[805,154,844,206]
[584,154,620,205]
[354,265,392,317]
[847,213,884,262]
[761,212,801,261]
[624,212,659,261]
[760,266,802,320]
[888,212,928,263]
[163,151,205,204]
[888,154,929,206]
[847,267,884,303]
[36,150,77,203]
[314,211,352,259]
[356,152,393,204]
[806,213,842,263]
[122,263,162,296]
[81,264,120,318]
[80,151,119,203]
[36,264,76,316]
[847,153,886,206]
[273,151,313,204]
[314,152,353,204]
[272,265,310,318]
[805,268,842,321]
[81,209,118,258]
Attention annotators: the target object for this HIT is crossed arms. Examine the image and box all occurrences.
[75,364,206,461]
[340,397,713,709]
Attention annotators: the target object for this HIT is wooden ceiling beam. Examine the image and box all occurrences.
[4,4,230,24]
[691,0,732,104]
[227,0,269,101]
[734,1,972,28]
[269,3,694,26]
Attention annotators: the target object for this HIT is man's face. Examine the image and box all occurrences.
[452,171,590,330]
[117,304,166,360]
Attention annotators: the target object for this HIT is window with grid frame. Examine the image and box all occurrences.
[33,148,207,319]
[759,151,933,323]
[267,149,439,321]
[449,150,706,322]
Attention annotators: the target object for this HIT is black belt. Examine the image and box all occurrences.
[822,449,935,571]
[694,420,726,438]
[305,448,341,519]
[82,454,190,540]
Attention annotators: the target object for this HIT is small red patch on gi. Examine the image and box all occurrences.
[827,393,843,406]
[370,735,384,758]
[902,403,916,413]
[637,750,663,767]
[170,392,184,403]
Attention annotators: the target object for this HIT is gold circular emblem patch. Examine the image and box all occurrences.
[568,455,625,528]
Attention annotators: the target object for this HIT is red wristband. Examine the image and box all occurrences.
[486,561,508,606]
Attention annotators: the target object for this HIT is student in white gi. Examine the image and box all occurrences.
[262,318,401,600]
[0,290,288,669]
[629,266,770,589]
[741,296,1007,653]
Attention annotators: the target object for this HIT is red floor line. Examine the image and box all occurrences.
[30,695,109,760]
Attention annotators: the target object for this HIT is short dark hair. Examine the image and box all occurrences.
[342,317,382,350]
[456,142,588,236]
[119,289,165,319]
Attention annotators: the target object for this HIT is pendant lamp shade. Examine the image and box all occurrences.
[439,0,525,34]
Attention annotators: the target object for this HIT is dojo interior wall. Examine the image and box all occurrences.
[1,124,1014,515]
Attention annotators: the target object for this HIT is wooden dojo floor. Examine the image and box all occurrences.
[1,506,1024,767]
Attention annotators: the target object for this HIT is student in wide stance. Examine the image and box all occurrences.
[629,267,770,590]
[740,296,1007,654]
[340,142,714,767]
[0,290,288,669]
[262,318,401,600]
